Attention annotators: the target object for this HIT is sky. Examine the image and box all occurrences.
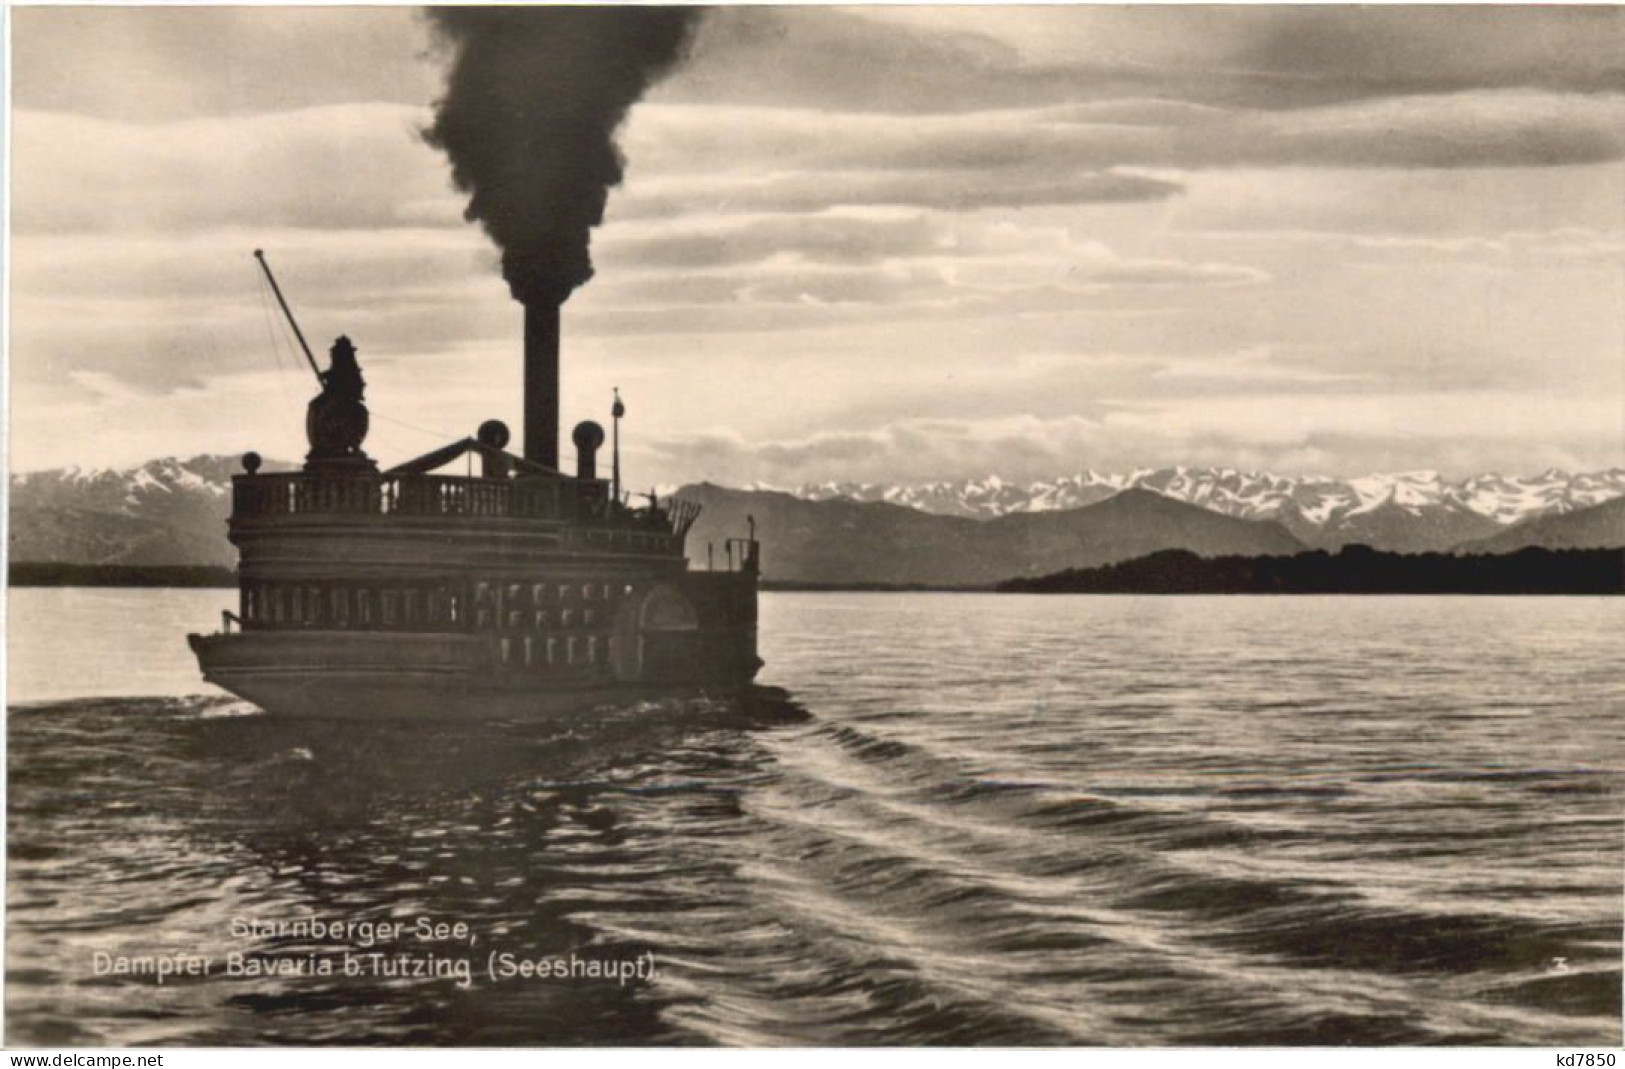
[8,5,1625,486]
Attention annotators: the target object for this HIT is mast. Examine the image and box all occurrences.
[253,249,323,382]
[612,387,625,502]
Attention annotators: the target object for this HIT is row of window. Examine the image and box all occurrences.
[498,634,606,669]
[242,579,633,632]
[243,584,451,629]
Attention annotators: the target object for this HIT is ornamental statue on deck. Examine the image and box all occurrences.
[304,335,373,469]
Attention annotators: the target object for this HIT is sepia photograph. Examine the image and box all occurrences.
[4,2,1623,1051]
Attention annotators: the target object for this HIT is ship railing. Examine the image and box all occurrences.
[703,536,762,575]
[233,471,685,538]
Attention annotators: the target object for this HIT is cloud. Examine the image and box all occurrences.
[9,228,492,303]
[11,7,438,121]
[596,214,1266,297]
[1221,7,1625,101]
[598,212,953,271]
[11,197,1269,399]
[9,7,1624,483]
[1189,91,1625,170]
[21,6,1617,127]
[615,168,1182,219]
[1157,162,1625,246]
[11,105,455,235]
[625,91,1625,194]
[26,86,1618,245]
[644,391,1625,486]
[672,7,1625,115]
[1181,224,1625,268]
[7,226,517,395]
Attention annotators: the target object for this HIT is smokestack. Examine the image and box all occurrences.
[423,10,700,471]
[524,303,560,469]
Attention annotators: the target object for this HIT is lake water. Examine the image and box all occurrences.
[6,589,1622,1045]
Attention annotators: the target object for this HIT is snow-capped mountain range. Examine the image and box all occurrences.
[8,456,283,567]
[11,456,237,508]
[791,467,1625,551]
[8,457,1625,566]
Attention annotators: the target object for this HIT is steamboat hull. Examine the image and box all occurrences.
[189,631,757,722]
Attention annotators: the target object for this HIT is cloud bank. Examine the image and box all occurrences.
[8,6,1623,482]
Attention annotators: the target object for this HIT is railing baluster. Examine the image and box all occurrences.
[232,473,687,557]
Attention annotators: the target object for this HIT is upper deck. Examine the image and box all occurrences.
[230,469,699,560]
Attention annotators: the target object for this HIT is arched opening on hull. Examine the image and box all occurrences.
[613,585,702,684]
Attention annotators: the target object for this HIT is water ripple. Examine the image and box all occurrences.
[6,592,1622,1045]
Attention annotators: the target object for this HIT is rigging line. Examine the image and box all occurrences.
[260,266,315,384]
[255,270,298,417]
[371,410,461,442]
[370,408,587,465]
[259,269,306,391]
[362,423,416,460]
[255,271,286,375]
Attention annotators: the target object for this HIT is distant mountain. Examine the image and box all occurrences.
[792,467,1625,552]
[1300,489,1503,554]
[1456,496,1625,555]
[678,483,1302,586]
[796,474,1119,520]
[675,485,985,586]
[985,488,1305,580]
[7,455,279,567]
[10,456,1620,584]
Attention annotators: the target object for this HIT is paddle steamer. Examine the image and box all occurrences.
[187,252,761,719]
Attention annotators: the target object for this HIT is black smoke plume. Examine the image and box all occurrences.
[424,6,699,306]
